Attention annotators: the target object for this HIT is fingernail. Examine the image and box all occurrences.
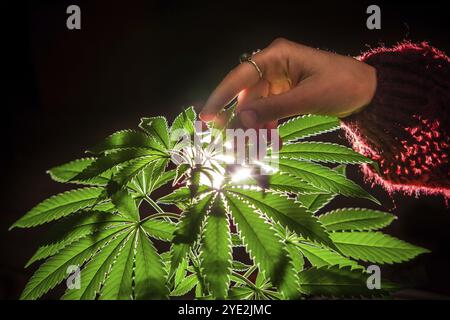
[239,110,257,128]
[199,112,214,122]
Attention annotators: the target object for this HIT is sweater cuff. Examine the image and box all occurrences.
[341,42,450,198]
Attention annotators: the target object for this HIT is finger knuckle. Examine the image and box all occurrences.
[266,37,294,62]
[270,37,290,47]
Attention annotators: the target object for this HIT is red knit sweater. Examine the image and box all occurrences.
[341,42,450,199]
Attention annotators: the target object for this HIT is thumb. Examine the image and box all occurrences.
[236,92,297,128]
[237,77,327,127]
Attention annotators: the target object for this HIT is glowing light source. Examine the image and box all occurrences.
[214,154,235,164]
[171,123,279,190]
[253,160,278,175]
[231,167,252,183]
[224,141,233,150]
[199,169,224,189]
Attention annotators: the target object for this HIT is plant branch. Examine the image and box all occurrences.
[243,265,257,278]
[141,212,180,222]
[231,271,257,290]
[144,195,165,213]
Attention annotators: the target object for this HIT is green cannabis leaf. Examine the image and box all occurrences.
[12,107,428,300]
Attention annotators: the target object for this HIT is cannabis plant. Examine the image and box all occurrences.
[11,106,428,300]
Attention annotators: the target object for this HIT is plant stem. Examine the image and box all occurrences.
[243,265,257,278]
[141,212,180,222]
[232,271,257,290]
[144,195,165,213]
[233,265,258,288]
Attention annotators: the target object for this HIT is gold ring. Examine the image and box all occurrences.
[239,52,263,79]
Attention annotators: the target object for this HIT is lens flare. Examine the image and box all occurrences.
[231,167,253,183]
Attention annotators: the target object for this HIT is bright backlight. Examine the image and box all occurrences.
[231,167,252,183]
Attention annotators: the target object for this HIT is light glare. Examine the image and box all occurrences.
[231,167,252,183]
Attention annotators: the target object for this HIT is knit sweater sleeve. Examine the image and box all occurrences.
[341,42,450,198]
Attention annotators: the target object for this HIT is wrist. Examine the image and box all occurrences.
[342,63,377,118]
[364,64,378,106]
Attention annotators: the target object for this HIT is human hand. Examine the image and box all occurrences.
[199,38,377,129]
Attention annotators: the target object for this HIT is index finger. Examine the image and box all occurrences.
[199,53,265,122]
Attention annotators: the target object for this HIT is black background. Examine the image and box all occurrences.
[3,0,450,299]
